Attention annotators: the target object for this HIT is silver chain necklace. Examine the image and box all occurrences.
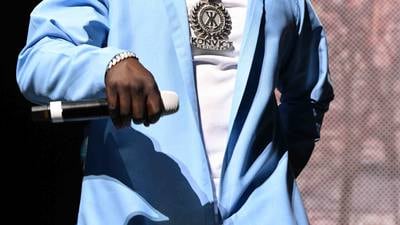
[189,0,233,52]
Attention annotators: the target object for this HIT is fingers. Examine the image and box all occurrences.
[131,89,145,125]
[106,82,123,127]
[106,82,118,111]
[105,58,163,128]
[118,90,132,128]
[146,90,163,125]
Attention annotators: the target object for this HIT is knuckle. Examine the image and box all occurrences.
[129,82,145,94]
[107,79,118,89]
[146,82,158,92]
[120,81,134,90]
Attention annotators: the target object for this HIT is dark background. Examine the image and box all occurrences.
[5,1,84,224]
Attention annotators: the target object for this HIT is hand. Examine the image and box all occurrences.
[105,57,164,128]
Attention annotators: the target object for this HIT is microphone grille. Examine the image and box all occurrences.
[160,91,179,115]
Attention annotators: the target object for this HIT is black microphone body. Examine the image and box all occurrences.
[32,99,110,122]
[32,91,179,123]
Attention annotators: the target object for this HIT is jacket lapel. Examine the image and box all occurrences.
[223,0,265,170]
[228,0,264,133]
[162,0,201,129]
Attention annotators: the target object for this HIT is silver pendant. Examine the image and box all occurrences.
[189,0,233,52]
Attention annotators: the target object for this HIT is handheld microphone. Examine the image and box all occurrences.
[31,91,179,123]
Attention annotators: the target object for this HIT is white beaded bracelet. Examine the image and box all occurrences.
[107,51,137,70]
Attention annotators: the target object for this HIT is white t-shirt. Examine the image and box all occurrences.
[186,0,247,198]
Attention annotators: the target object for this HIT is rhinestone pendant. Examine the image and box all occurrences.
[189,0,233,52]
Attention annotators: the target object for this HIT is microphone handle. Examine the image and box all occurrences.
[31,91,179,123]
[63,99,110,121]
[32,99,110,123]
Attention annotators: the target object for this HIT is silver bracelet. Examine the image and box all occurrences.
[107,51,137,70]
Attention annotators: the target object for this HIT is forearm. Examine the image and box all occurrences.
[17,37,123,104]
[16,0,123,104]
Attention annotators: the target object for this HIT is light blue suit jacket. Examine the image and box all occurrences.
[17,0,334,224]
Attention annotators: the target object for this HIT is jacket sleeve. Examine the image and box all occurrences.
[16,0,125,104]
[277,0,334,177]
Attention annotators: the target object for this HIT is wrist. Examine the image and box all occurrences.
[107,51,138,70]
